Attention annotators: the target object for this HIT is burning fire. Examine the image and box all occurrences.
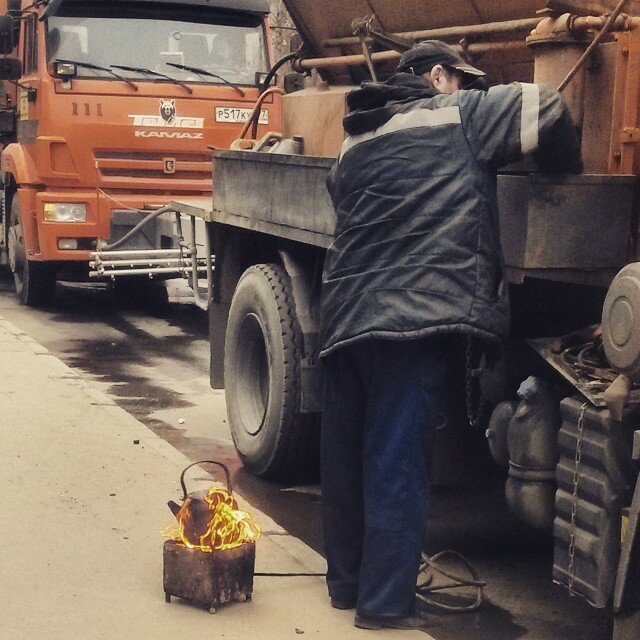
[163,486,261,553]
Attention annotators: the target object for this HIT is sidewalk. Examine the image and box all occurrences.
[0,314,432,640]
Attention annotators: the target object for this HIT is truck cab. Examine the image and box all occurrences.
[0,0,281,305]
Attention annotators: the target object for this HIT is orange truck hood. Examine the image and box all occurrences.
[28,80,280,192]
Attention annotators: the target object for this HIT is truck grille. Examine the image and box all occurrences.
[94,150,211,189]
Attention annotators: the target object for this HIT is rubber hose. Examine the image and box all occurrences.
[260,51,301,93]
[98,205,174,251]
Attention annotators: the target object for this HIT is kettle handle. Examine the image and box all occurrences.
[179,460,233,501]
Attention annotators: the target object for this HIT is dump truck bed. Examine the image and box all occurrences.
[173,151,336,248]
[171,150,639,287]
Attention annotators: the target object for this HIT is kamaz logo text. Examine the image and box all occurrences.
[135,131,204,139]
[128,115,204,129]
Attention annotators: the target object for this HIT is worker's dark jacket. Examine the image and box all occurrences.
[319,74,582,358]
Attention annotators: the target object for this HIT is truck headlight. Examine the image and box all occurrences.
[43,203,87,223]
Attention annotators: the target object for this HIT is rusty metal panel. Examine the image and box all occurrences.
[212,152,639,286]
[582,42,618,173]
[163,539,255,611]
[212,150,336,246]
[498,174,638,285]
[283,0,545,58]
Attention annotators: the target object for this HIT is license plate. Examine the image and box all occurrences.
[215,107,269,125]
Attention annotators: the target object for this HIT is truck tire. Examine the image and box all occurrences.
[7,198,56,306]
[225,263,317,481]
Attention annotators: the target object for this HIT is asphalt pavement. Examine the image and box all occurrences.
[0,272,614,640]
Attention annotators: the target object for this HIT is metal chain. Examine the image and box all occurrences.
[465,335,485,428]
[568,402,588,596]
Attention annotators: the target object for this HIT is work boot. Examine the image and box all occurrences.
[354,612,430,630]
[331,597,356,610]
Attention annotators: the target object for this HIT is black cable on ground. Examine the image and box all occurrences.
[254,572,326,577]
[416,550,487,613]
[255,552,487,614]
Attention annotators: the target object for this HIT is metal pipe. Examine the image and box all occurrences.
[558,0,631,92]
[90,258,211,268]
[570,13,639,30]
[204,224,214,303]
[299,41,528,71]
[190,216,209,311]
[547,0,640,16]
[89,266,209,278]
[238,86,284,141]
[323,17,542,49]
[90,249,190,258]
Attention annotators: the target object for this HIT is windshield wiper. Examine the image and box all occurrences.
[166,63,245,97]
[111,65,193,94]
[56,59,138,91]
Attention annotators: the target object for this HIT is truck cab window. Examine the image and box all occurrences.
[47,3,268,86]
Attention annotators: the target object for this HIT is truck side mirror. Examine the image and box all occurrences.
[0,14,15,54]
[7,1,21,47]
[40,0,63,21]
[0,57,22,81]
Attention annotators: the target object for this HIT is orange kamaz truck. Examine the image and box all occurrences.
[0,0,280,305]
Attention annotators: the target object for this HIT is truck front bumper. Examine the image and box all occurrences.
[33,191,176,262]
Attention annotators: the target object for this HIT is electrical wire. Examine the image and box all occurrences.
[416,550,486,613]
[98,187,160,213]
[255,550,487,616]
[254,572,326,577]
[557,0,630,92]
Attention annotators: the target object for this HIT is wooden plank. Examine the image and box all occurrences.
[170,198,214,222]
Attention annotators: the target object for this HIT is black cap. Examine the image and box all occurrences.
[398,40,485,79]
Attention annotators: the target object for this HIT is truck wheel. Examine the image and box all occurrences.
[225,264,317,481]
[7,198,55,306]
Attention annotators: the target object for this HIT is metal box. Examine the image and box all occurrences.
[212,150,336,247]
[163,539,255,613]
[212,152,639,289]
[498,174,639,287]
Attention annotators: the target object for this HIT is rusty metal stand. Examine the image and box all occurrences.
[163,539,255,612]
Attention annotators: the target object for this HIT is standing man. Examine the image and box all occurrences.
[320,40,582,631]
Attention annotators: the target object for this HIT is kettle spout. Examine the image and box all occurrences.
[168,500,182,518]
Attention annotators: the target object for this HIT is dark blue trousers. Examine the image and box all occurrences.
[321,337,448,618]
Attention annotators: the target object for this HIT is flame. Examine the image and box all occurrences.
[163,487,261,552]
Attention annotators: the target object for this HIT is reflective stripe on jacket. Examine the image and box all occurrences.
[319,77,582,358]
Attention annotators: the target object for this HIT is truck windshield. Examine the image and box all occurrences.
[47,4,268,87]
